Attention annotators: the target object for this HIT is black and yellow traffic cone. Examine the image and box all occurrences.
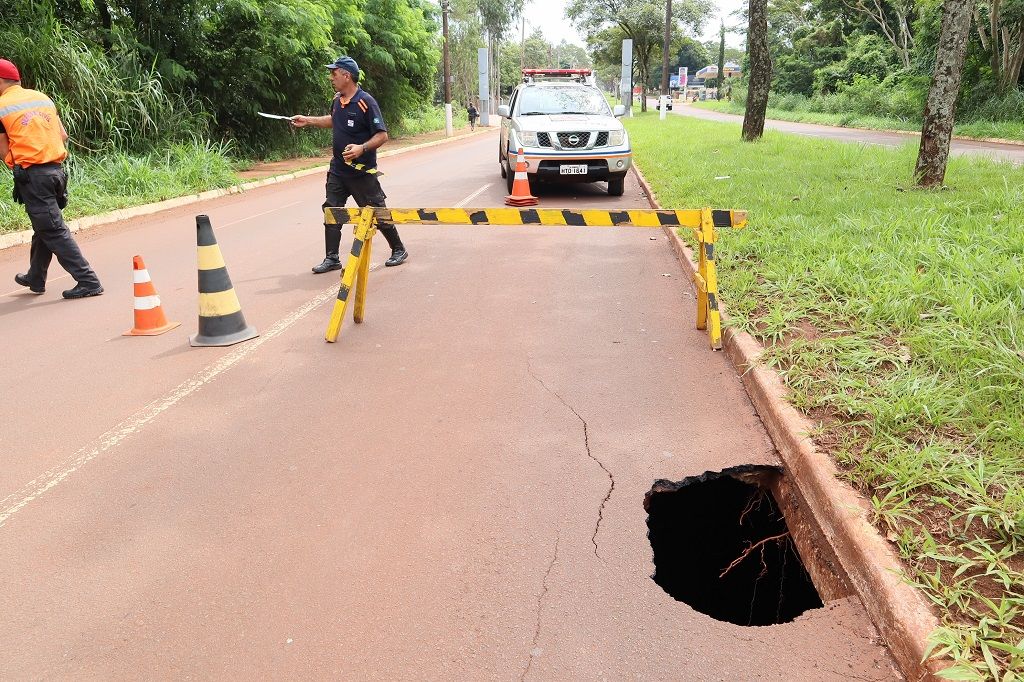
[189,215,259,347]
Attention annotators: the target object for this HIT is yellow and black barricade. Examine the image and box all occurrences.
[323,206,746,349]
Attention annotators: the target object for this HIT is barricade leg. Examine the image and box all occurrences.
[353,222,375,324]
[695,223,709,332]
[325,208,376,343]
[699,208,723,350]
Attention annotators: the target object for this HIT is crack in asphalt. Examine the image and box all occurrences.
[521,533,560,682]
[526,358,616,560]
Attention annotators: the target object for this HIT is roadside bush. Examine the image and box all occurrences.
[763,73,927,123]
[1,16,209,152]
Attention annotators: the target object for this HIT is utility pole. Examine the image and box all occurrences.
[442,0,452,136]
[659,0,672,119]
[520,16,526,72]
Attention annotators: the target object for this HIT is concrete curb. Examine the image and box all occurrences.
[631,162,946,681]
[0,128,494,252]
[685,103,1024,148]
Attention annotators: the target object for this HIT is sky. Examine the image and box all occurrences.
[521,0,746,49]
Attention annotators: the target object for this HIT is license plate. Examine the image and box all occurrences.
[559,164,588,175]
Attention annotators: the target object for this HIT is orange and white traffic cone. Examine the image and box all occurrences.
[123,255,180,336]
[505,148,538,207]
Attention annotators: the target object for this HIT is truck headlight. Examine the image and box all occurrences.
[607,130,625,146]
[519,131,539,147]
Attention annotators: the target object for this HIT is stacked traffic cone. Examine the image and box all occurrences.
[505,148,538,207]
[123,255,180,336]
[189,215,259,347]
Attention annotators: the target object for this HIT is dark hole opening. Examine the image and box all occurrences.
[644,465,824,626]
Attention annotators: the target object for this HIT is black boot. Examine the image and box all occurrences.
[379,224,408,267]
[312,225,343,274]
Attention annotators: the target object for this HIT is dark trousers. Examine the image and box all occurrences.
[321,171,403,258]
[14,164,100,288]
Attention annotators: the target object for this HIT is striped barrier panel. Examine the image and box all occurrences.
[323,206,747,349]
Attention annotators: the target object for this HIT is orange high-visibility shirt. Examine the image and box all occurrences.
[0,85,68,169]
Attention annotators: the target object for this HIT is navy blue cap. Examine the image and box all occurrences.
[326,56,359,80]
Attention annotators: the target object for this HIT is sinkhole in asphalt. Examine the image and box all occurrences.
[644,465,823,626]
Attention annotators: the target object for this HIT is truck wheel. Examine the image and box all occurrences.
[505,160,515,193]
[500,150,507,178]
[607,175,625,197]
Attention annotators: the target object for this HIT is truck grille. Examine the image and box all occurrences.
[595,132,609,146]
[537,132,553,147]
[557,132,590,149]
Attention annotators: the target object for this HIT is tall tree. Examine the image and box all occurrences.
[914,0,976,186]
[661,0,673,95]
[839,0,917,68]
[568,0,711,111]
[717,21,726,98]
[973,0,1024,91]
[742,0,771,140]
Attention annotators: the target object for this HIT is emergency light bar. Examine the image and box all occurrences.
[521,68,593,83]
[522,69,592,76]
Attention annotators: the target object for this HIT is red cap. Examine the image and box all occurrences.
[0,59,20,81]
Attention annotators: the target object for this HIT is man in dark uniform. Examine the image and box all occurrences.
[292,56,408,273]
[0,58,103,298]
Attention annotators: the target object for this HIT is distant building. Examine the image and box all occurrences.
[694,62,742,82]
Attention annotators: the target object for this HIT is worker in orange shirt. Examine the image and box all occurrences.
[0,59,103,298]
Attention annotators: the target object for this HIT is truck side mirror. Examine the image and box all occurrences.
[613,105,626,117]
[497,105,510,118]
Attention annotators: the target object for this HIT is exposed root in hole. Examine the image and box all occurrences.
[719,531,791,579]
[645,465,823,626]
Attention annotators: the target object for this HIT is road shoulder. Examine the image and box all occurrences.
[631,160,948,681]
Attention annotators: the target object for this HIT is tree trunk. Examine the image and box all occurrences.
[914,0,976,187]
[660,0,672,96]
[742,0,771,141]
[717,23,726,100]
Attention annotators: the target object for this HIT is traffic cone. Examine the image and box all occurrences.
[189,215,259,347]
[123,255,180,336]
[505,148,538,207]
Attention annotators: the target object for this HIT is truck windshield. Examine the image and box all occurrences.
[516,86,611,116]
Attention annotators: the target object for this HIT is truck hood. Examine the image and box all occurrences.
[517,114,623,133]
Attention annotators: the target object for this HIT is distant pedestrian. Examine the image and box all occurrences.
[1,58,103,298]
[291,56,407,273]
[467,102,478,130]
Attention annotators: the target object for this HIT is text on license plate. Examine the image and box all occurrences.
[559,164,588,175]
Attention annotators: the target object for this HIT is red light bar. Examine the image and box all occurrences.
[522,69,592,76]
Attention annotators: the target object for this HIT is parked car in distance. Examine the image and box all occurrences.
[498,69,631,197]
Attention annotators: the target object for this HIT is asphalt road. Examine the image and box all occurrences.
[1,132,897,679]
[672,102,1024,164]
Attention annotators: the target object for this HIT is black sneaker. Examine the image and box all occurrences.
[14,273,44,294]
[385,249,408,267]
[312,257,343,274]
[62,284,104,299]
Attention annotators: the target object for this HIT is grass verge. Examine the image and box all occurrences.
[625,112,1023,679]
[692,99,1024,144]
[0,139,239,235]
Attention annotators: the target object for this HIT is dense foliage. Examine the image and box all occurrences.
[761,0,1024,127]
[4,0,440,156]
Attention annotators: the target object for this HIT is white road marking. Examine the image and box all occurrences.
[220,200,304,228]
[2,201,306,297]
[0,266,379,529]
[454,184,492,208]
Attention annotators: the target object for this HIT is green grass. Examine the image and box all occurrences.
[0,139,239,235]
[625,112,1024,679]
[693,99,1024,144]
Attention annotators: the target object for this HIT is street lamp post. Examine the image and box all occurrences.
[659,0,672,120]
[442,0,453,136]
